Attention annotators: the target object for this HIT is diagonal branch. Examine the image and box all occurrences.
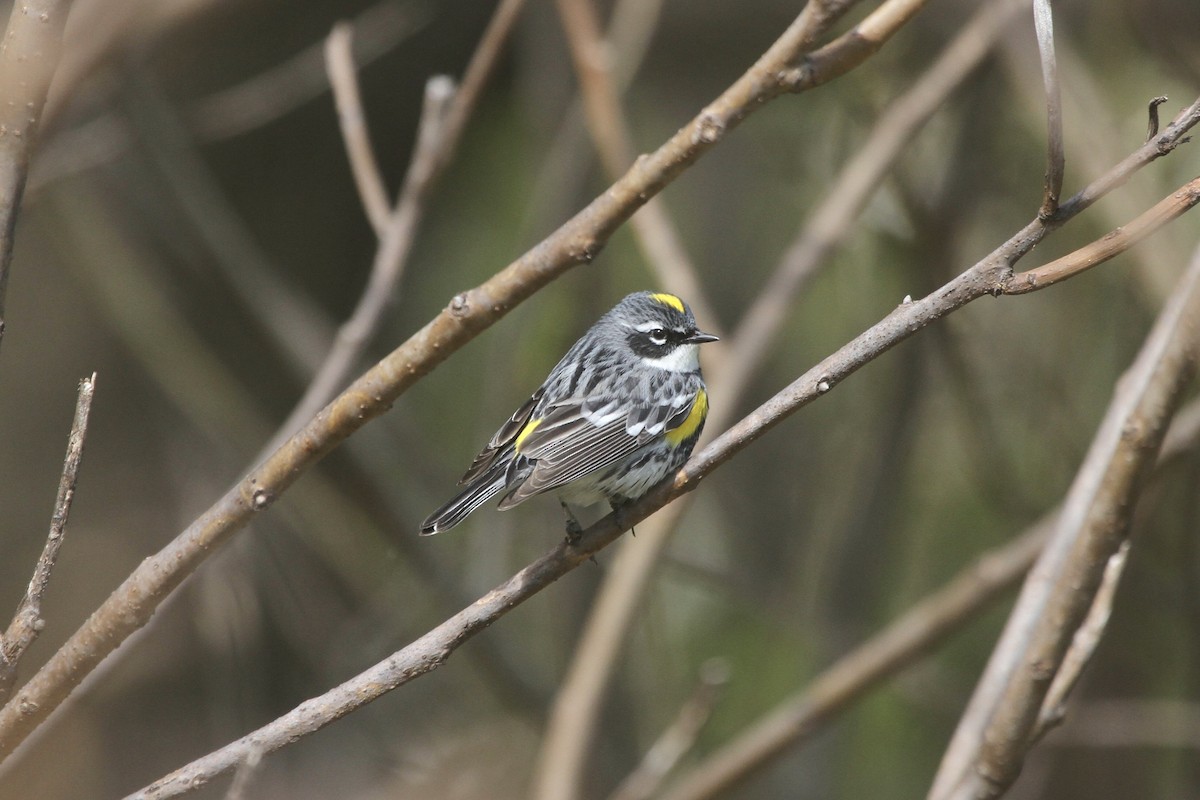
[0,374,96,703]
[0,0,932,764]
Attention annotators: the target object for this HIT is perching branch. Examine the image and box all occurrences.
[0,0,931,765]
[931,243,1200,800]
[0,374,96,703]
[129,100,1200,799]
[0,0,75,352]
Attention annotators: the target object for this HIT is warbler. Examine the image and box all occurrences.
[420,291,718,536]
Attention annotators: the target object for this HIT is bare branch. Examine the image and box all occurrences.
[1034,0,1064,217]
[326,22,392,235]
[0,0,931,764]
[0,0,74,351]
[607,659,730,800]
[932,244,1200,800]
[0,373,96,702]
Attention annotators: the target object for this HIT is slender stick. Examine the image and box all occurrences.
[326,23,392,235]
[1031,540,1130,741]
[0,374,97,702]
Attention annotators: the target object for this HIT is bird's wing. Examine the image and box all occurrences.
[457,386,544,485]
[497,391,697,507]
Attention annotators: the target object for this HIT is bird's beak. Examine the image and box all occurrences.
[685,330,720,344]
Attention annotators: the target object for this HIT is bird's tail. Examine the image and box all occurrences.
[419,469,509,535]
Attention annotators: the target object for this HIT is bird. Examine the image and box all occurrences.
[420,291,718,538]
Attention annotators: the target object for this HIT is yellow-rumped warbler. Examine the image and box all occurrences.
[420,291,718,536]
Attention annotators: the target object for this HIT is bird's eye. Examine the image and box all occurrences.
[647,327,668,346]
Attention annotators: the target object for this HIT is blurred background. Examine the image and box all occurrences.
[0,0,1198,797]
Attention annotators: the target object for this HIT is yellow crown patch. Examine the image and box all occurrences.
[649,293,685,313]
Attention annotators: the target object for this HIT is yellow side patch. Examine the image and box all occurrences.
[649,292,685,313]
[514,418,542,452]
[665,389,707,446]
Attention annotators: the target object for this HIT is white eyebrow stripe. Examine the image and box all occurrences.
[634,321,664,332]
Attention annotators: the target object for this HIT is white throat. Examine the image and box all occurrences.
[643,343,700,372]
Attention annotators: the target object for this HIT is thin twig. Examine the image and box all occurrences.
[0,0,74,352]
[608,659,731,800]
[326,22,392,235]
[1034,0,1064,217]
[127,149,1200,799]
[932,243,1200,800]
[536,1,1029,791]
[0,0,1126,766]
[0,374,96,702]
